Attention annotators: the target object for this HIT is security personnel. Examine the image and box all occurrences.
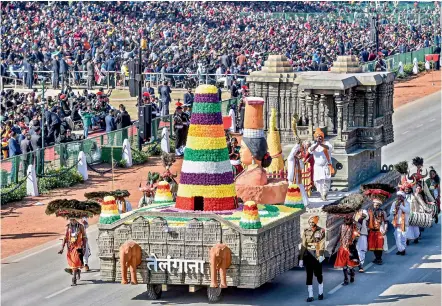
[299,215,325,302]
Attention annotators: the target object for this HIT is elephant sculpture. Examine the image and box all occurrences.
[209,244,232,288]
[119,240,142,285]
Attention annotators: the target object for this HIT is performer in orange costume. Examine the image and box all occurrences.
[58,218,86,286]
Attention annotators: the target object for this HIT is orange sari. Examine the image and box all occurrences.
[65,224,85,269]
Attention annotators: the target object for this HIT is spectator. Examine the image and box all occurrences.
[116,104,131,130]
[20,132,32,176]
[158,81,172,116]
[105,109,117,144]
[183,88,194,107]
[8,131,22,181]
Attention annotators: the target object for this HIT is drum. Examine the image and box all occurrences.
[408,212,433,228]
[429,204,439,218]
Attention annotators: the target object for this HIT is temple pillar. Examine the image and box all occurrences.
[299,92,307,126]
[365,87,376,127]
[313,94,320,129]
[306,93,314,140]
[335,95,344,140]
[347,89,355,128]
[319,94,326,129]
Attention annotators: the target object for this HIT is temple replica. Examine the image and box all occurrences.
[96,55,402,302]
[247,54,399,256]
[97,85,304,303]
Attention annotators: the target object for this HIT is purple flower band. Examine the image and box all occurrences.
[190,112,223,125]
[194,94,220,103]
[180,172,234,185]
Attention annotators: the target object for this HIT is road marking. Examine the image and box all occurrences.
[328,284,343,295]
[45,287,72,299]
[427,151,441,162]
[410,263,419,269]
[386,246,397,254]
[422,255,429,260]
[93,272,101,277]
[430,118,436,122]
[416,124,423,128]
[402,130,409,135]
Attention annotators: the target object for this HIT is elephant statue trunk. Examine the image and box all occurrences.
[119,240,142,285]
[209,244,232,288]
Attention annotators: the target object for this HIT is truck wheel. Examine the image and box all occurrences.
[146,284,162,300]
[207,287,222,303]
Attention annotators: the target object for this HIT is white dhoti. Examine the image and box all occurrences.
[298,183,309,207]
[314,178,331,197]
[313,163,331,198]
[394,228,407,252]
[357,234,368,265]
[228,108,236,132]
[406,226,420,240]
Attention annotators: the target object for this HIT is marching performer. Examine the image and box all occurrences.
[59,218,87,286]
[287,141,309,207]
[390,191,410,255]
[324,194,364,286]
[361,183,394,265]
[354,208,368,272]
[426,167,441,223]
[299,215,325,302]
[332,214,360,286]
[402,181,420,244]
[308,128,333,201]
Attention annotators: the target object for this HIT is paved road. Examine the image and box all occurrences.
[2,92,441,306]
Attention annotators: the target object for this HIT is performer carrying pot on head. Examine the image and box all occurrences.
[308,128,333,201]
[390,191,410,256]
[299,215,325,302]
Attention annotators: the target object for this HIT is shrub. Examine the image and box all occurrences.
[132,149,149,165]
[38,168,84,194]
[418,62,426,72]
[1,184,26,205]
[403,63,414,75]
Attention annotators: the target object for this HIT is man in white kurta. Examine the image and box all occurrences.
[287,143,309,207]
[390,191,410,255]
[404,186,420,243]
[308,128,333,201]
[354,209,368,272]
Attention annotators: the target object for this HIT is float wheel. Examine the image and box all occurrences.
[146,284,162,300]
[207,286,223,303]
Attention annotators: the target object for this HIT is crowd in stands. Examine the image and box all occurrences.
[1,1,440,89]
[0,87,132,159]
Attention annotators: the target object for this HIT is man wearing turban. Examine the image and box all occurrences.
[308,128,333,200]
[299,215,325,302]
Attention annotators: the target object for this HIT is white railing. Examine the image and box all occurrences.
[1,70,249,91]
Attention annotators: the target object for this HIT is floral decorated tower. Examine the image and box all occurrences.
[175,84,237,211]
[99,196,120,224]
[239,201,262,229]
[284,184,305,209]
[154,181,174,203]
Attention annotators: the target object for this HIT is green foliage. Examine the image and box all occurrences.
[418,62,426,72]
[116,159,128,168]
[403,63,414,75]
[0,184,26,206]
[38,168,84,194]
[132,149,149,165]
[0,169,9,187]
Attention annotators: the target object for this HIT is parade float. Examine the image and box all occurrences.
[97,85,304,303]
[97,54,404,302]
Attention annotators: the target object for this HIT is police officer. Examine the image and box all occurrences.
[299,215,325,302]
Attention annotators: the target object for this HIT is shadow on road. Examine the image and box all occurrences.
[1,232,60,240]
[371,293,431,304]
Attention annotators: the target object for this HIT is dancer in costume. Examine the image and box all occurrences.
[390,191,410,255]
[81,217,91,272]
[426,167,441,223]
[59,219,86,286]
[46,199,100,286]
[403,182,420,244]
[287,141,309,207]
[308,128,333,200]
[299,215,325,302]
[361,183,394,266]
[229,137,243,177]
[354,208,368,272]
[333,215,360,286]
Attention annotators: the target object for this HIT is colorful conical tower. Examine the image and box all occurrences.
[239,201,262,229]
[267,108,284,174]
[99,196,121,224]
[154,181,174,203]
[284,184,305,209]
[175,85,236,211]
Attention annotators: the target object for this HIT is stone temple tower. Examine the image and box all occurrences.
[247,55,395,190]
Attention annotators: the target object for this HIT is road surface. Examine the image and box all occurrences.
[2,91,441,306]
